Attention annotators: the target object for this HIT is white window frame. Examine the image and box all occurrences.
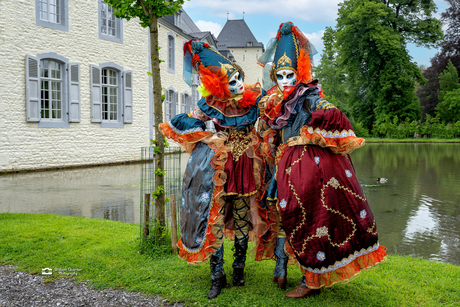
[165,87,177,122]
[90,62,132,128]
[167,32,175,74]
[35,0,68,32]
[182,91,191,114]
[98,0,123,44]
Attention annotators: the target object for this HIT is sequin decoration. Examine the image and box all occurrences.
[316,251,326,261]
[316,226,328,237]
[188,156,193,165]
[314,156,320,165]
[286,167,292,175]
[181,197,186,208]
[280,199,287,209]
[360,209,367,219]
[329,177,340,189]
[200,192,210,202]
[345,169,352,178]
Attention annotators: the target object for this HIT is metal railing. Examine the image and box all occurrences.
[140,146,182,249]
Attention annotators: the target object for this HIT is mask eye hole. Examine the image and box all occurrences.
[287,73,294,79]
[276,74,283,80]
[229,81,237,86]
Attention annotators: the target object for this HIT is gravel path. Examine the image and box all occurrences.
[0,265,184,307]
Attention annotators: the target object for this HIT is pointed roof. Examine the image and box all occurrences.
[217,19,264,49]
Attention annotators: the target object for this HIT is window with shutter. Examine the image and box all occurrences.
[36,0,68,31]
[91,62,126,128]
[27,53,72,128]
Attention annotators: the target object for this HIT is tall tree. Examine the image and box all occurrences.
[436,60,460,122]
[335,0,443,130]
[417,0,460,117]
[315,27,351,115]
[105,0,185,227]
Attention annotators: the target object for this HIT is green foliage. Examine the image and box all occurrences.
[334,0,443,130]
[435,60,460,123]
[438,60,460,102]
[104,0,185,29]
[369,113,460,139]
[315,27,350,115]
[1,213,460,307]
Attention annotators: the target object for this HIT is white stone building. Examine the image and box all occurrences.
[0,1,214,172]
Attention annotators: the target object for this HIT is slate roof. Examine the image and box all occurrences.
[217,19,264,49]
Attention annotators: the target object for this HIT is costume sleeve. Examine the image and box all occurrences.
[287,97,365,155]
[159,113,213,153]
[190,106,212,122]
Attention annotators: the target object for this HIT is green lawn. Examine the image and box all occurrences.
[1,213,459,307]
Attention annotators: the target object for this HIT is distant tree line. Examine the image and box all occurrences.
[315,0,460,139]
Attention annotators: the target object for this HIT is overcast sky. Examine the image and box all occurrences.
[183,0,449,67]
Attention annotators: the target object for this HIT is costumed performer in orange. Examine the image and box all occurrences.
[159,39,275,299]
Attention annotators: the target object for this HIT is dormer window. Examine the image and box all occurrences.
[247,42,253,47]
[175,12,182,26]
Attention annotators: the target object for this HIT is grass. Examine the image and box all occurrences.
[365,138,460,143]
[1,213,459,307]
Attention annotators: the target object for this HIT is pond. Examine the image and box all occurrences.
[0,143,459,266]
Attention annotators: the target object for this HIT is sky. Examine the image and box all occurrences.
[183,0,449,68]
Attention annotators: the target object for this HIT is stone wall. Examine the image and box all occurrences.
[227,47,263,85]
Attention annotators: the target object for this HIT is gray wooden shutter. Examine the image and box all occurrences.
[90,64,102,122]
[68,63,81,122]
[186,94,190,113]
[181,93,185,114]
[123,70,133,123]
[174,91,178,117]
[26,55,40,122]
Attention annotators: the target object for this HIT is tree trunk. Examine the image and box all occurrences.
[149,16,166,228]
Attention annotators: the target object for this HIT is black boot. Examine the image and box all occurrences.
[208,275,227,299]
[209,246,226,299]
[233,267,245,286]
[232,239,248,286]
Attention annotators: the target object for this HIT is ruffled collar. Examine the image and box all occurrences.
[262,83,319,129]
[204,83,262,118]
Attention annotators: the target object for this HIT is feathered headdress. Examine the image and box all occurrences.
[258,22,317,89]
[183,39,241,100]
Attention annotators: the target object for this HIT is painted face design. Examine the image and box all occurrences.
[276,69,297,91]
[228,72,244,95]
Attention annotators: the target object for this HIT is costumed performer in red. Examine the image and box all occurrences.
[257,22,387,298]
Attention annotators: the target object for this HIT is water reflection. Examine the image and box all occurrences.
[0,164,141,223]
[351,143,460,265]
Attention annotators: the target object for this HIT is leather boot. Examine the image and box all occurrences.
[232,239,248,286]
[232,197,249,286]
[273,237,288,289]
[208,275,227,299]
[285,284,320,298]
[208,246,226,299]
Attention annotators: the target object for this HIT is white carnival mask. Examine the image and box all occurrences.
[276,69,297,91]
[228,72,244,96]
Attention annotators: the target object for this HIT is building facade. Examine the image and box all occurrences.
[217,19,264,85]
[0,2,214,172]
